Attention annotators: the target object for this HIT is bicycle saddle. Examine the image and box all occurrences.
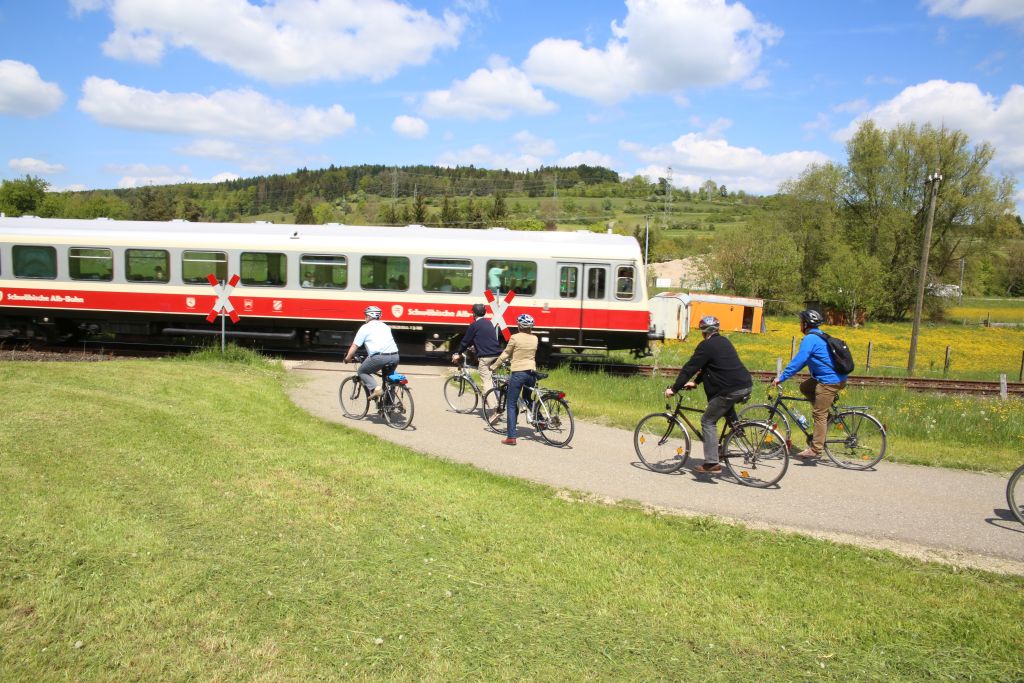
[534,371,549,380]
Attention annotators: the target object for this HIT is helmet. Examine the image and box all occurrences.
[516,313,535,328]
[698,315,720,334]
[799,309,824,328]
[364,305,382,320]
[472,303,487,317]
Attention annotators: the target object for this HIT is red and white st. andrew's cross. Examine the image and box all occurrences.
[484,289,516,341]
[206,273,241,323]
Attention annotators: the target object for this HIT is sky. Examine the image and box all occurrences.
[1,0,1022,207]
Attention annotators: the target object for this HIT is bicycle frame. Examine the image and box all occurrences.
[666,394,737,445]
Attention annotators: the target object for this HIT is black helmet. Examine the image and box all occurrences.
[472,303,487,317]
[799,309,824,327]
[698,315,720,334]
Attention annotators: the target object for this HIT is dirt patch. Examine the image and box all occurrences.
[648,257,705,287]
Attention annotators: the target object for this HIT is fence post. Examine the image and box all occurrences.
[791,336,796,360]
[776,357,782,377]
[1019,349,1023,383]
[943,345,951,376]
[866,340,873,370]
[1000,374,1008,400]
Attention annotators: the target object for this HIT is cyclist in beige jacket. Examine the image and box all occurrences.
[489,313,538,446]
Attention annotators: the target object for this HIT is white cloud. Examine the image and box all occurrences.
[0,60,65,117]
[8,157,66,175]
[436,144,543,171]
[78,77,356,142]
[801,112,831,138]
[622,133,830,195]
[174,139,245,160]
[835,80,1024,169]
[80,0,463,83]
[833,98,869,113]
[513,131,557,157]
[111,164,241,188]
[422,59,557,120]
[523,0,780,104]
[392,115,428,139]
[558,151,614,168]
[923,0,1024,24]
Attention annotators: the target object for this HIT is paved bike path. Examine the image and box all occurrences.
[285,361,1024,575]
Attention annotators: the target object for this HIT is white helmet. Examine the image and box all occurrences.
[516,313,535,328]
[364,305,382,320]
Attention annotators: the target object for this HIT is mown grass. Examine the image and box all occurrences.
[546,367,1024,473]
[1,355,1022,680]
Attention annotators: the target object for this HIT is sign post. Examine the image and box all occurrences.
[206,273,241,352]
[484,289,517,341]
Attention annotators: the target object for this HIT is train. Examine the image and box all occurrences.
[0,215,659,359]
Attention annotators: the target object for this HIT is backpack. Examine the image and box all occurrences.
[812,329,855,375]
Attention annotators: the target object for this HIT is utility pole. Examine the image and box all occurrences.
[907,170,942,375]
[664,166,673,227]
[958,256,965,302]
[644,215,650,266]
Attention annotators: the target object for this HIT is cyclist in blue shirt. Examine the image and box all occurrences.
[771,309,848,459]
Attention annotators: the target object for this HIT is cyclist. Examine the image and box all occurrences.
[451,302,503,394]
[664,315,753,474]
[343,305,400,400]
[488,313,538,446]
[770,309,848,459]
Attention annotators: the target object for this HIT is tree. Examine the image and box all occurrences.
[0,175,49,216]
[440,193,459,227]
[294,199,315,224]
[702,220,802,307]
[489,191,507,222]
[412,193,428,224]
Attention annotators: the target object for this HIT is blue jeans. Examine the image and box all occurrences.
[505,370,536,439]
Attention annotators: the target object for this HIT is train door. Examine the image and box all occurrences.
[555,262,610,349]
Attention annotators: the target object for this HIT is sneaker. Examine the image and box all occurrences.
[501,437,517,446]
[794,448,820,460]
[369,387,384,399]
[694,462,722,474]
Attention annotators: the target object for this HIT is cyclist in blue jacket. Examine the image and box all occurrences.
[771,309,848,459]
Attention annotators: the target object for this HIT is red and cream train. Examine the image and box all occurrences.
[0,216,657,357]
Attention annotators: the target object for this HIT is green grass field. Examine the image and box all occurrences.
[1,353,1022,680]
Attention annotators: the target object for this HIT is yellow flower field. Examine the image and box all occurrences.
[650,317,1024,379]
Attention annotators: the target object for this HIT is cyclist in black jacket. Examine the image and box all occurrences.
[451,303,503,394]
[664,315,753,473]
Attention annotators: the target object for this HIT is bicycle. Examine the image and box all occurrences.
[481,370,575,447]
[443,354,485,414]
[338,355,415,429]
[1008,463,1024,525]
[633,391,788,488]
[738,385,886,470]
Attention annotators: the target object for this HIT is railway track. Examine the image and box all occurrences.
[4,342,1021,397]
[566,361,1024,397]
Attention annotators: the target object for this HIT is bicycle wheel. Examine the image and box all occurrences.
[536,396,574,447]
[382,384,415,430]
[481,387,506,434]
[823,410,886,469]
[721,420,788,488]
[443,374,480,414]
[633,413,690,473]
[738,403,791,441]
[1007,464,1024,526]
[338,376,369,418]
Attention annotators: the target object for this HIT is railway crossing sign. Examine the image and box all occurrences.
[206,273,241,323]
[484,289,516,341]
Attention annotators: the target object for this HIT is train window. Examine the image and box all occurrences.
[486,259,536,296]
[423,258,472,293]
[558,266,578,298]
[183,250,227,284]
[13,245,57,279]
[300,254,347,289]
[69,248,113,281]
[360,255,409,291]
[616,266,635,300]
[241,252,287,287]
[587,268,607,300]
[126,249,169,282]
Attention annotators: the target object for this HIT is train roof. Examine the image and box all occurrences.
[0,216,642,261]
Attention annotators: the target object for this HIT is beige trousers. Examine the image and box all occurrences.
[799,377,846,454]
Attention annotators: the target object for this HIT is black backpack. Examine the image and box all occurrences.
[812,329,855,375]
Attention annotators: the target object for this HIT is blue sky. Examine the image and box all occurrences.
[1,0,1022,206]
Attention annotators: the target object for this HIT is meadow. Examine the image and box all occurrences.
[1,353,1022,680]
